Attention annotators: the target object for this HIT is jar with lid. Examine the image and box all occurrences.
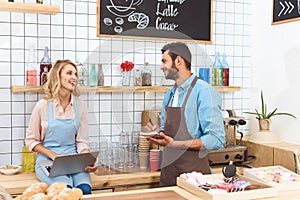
[142,62,152,86]
[133,68,142,86]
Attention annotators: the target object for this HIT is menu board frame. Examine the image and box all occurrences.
[96,0,213,43]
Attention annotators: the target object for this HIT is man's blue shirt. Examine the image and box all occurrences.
[160,74,225,150]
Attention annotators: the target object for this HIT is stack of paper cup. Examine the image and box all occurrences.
[139,136,150,169]
[138,136,150,169]
[149,149,160,171]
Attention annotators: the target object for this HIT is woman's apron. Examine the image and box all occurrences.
[160,77,211,186]
[35,98,91,187]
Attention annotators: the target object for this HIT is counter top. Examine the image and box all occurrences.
[82,186,300,200]
[0,167,160,195]
[82,186,199,200]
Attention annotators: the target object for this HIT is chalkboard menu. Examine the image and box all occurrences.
[97,0,212,43]
[273,0,300,24]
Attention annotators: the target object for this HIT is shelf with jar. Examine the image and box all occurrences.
[11,85,241,93]
[0,2,60,15]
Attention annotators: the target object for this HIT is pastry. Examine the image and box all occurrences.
[46,182,67,198]
[21,183,49,200]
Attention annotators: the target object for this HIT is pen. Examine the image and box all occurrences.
[149,118,154,126]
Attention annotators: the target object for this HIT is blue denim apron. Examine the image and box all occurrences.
[35,98,91,187]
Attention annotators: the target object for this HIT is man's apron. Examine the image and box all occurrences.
[35,98,91,187]
[160,77,211,186]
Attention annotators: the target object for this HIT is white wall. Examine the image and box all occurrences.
[251,0,300,144]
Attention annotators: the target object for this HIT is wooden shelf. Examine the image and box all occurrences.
[0,2,60,15]
[11,85,241,93]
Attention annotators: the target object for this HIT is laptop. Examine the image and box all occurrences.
[39,151,99,178]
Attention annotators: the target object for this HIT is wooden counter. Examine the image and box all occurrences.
[82,186,300,200]
[82,186,199,200]
[0,167,160,195]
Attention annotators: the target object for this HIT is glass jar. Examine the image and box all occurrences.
[142,62,152,86]
[76,61,88,86]
[133,68,142,86]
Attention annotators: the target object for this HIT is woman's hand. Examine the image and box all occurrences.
[146,132,174,147]
[85,163,98,172]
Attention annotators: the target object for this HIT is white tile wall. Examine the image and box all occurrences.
[0,0,252,165]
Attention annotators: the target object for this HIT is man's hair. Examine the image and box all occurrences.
[161,42,191,70]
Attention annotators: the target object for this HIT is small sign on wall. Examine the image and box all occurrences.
[272,0,300,24]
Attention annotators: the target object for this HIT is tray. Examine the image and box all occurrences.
[177,174,277,200]
[243,165,300,191]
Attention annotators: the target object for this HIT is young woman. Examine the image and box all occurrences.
[25,60,97,194]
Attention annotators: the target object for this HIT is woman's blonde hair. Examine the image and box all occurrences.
[43,59,80,101]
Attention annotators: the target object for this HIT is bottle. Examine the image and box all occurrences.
[97,64,104,86]
[221,53,230,86]
[142,62,152,86]
[36,0,43,4]
[212,52,222,86]
[40,46,52,85]
[26,45,38,86]
[89,64,97,86]
[8,0,14,2]
[22,145,35,172]
[76,61,88,86]
[41,66,48,85]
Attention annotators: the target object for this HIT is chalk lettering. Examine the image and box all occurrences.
[156,3,179,17]
[157,0,186,4]
[156,17,179,30]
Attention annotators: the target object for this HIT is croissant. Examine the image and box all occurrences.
[45,182,67,198]
[52,188,83,200]
[28,193,48,200]
[21,183,49,200]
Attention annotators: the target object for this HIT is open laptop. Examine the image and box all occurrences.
[39,151,99,178]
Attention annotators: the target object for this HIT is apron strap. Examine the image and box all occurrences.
[182,76,198,108]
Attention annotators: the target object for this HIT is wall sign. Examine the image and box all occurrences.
[273,0,300,24]
[97,0,212,43]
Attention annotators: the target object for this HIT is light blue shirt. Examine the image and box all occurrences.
[160,74,225,151]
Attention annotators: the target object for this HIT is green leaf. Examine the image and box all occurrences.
[272,113,297,118]
[266,108,277,119]
[261,90,265,116]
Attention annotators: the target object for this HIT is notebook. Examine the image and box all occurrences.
[39,151,99,178]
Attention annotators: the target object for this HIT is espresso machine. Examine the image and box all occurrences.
[208,110,247,165]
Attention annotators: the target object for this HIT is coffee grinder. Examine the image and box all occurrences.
[208,110,247,165]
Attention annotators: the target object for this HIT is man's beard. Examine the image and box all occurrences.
[165,62,179,80]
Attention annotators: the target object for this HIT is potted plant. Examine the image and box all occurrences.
[244,90,296,131]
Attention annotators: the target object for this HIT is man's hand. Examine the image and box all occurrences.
[147,132,174,147]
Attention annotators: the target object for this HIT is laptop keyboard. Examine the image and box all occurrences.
[45,165,52,173]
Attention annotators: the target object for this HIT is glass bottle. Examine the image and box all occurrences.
[77,61,88,86]
[41,66,48,85]
[142,62,152,86]
[26,45,38,86]
[40,46,52,85]
[36,0,43,4]
[221,53,230,86]
[212,52,222,86]
[97,64,104,86]
[22,145,35,172]
[133,68,142,86]
[89,64,97,86]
